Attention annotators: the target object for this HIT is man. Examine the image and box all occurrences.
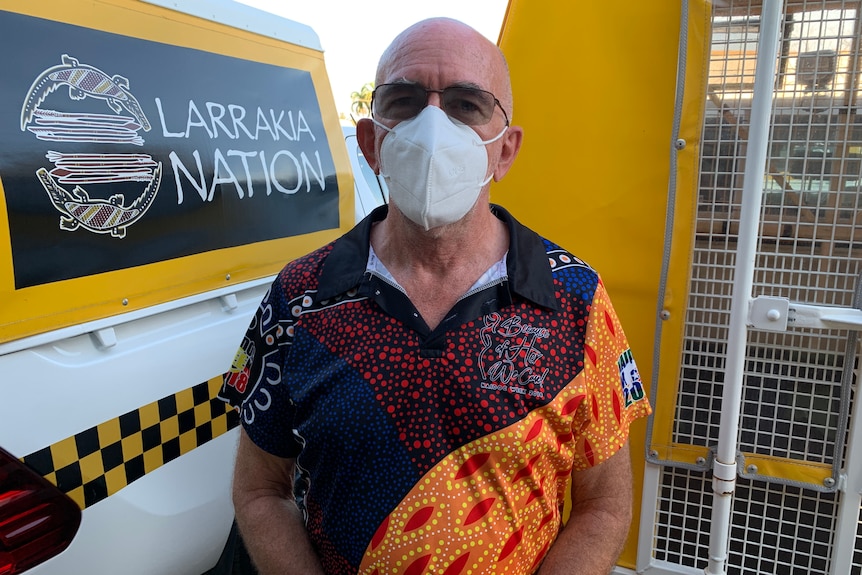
[222,17,651,575]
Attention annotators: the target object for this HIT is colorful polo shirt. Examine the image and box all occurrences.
[219,205,652,575]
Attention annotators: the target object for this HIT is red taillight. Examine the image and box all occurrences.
[0,447,81,575]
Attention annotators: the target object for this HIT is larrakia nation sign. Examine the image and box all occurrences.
[1,10,339,288]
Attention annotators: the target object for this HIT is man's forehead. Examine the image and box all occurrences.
[379,21,497,69]
[379,45,499,92]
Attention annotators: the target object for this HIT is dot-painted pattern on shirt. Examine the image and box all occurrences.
[220,229,652,574]
[358,384,588,575]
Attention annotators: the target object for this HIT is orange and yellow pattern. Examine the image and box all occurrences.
[359,282,650,575]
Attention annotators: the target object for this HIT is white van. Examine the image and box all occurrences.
[343,125,389,223]
[0,1,356,573]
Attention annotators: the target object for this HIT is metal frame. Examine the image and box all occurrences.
[637,0,862,573]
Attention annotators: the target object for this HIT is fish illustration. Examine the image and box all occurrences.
[21,54,151,131]
[36,163,162,238]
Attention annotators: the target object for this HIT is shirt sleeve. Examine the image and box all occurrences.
[218,273,302,458]
[572,277,652,470]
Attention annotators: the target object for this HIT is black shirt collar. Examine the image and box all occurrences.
[317,204,560,311]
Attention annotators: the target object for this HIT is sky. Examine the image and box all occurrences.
[237,0,509,119]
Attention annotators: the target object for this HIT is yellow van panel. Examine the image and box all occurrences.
[0,0,353,343]
[497,0,708,568]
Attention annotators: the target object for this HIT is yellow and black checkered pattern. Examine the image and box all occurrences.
[22,377,239,510]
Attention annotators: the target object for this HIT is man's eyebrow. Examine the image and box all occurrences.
[448,81,485,91]
[386,79,488,91]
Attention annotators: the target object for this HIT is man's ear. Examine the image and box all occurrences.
[356,118,380,173]
[493,125,524,182]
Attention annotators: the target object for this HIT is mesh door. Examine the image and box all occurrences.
[656,1,862,572]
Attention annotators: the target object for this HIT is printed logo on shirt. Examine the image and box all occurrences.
[478,312,550,399]
[236,349,282,425]
[618,349,645,407]
[225,337,255,394]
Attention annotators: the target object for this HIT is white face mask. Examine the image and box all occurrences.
[373,106,507,230]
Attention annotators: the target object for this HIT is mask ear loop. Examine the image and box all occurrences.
[368,117,394,182]
[479,124,508,146]
[365,117,393,204]
[479,125,509,185]
[370,116,393,133]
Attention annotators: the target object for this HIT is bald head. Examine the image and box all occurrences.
[374,18,513,120]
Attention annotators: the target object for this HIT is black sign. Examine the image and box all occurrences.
[0,10,339,289]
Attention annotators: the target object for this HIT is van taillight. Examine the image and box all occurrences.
[0,447,80,575]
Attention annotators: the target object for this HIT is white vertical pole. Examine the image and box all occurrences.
[830,339,861,575]
[704,2,784,574]
[637,462,663,571]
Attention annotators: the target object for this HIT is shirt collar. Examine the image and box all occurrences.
[317,204,560,311]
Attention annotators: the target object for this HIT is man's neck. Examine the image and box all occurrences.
[371,204,507,275]
[369,204,509,330]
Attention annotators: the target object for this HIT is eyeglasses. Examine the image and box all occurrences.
[372,83,509,127]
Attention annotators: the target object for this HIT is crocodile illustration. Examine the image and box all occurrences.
[36,163,162,238]
[21,54,151,131]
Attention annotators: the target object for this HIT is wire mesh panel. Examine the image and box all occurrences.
[678,0,861,477]
[729,481,837,574]
[654,0,862,572]
[655,468,840,574]
[741,335,845,462]
[655,467,712,571]
[855,504,862,571]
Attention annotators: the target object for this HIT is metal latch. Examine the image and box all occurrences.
[749,296,862,332]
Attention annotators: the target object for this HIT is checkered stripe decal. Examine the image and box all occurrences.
[21,377,239,510]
